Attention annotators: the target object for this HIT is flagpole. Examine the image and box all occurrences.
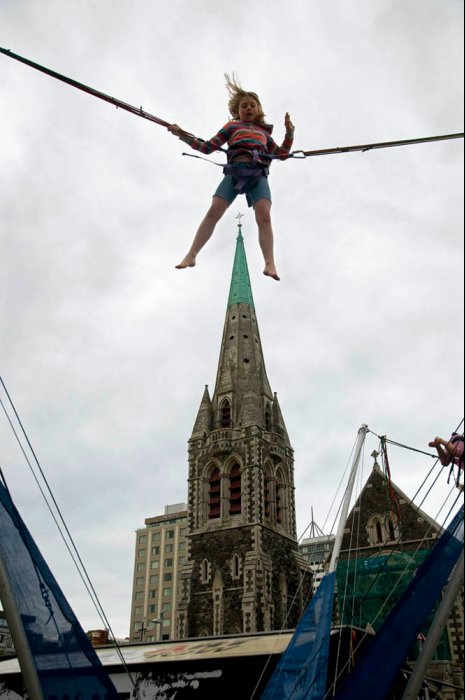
[329,424,369,574]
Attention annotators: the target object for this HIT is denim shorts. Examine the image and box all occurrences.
[214,165,271,208]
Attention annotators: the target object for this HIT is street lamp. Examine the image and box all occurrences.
[139,618,159,642]
[150,611,167,642]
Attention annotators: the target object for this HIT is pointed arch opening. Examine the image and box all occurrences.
[265,403,272,432]
[264,465,272,520]
[275,466,290,531]
[220,398,231,428]
[231,553,241,580]
[208,467,221,520]
[201,558,210,584]
[276,469,285,525]
[229,463,242,515]
[367,513,400,546]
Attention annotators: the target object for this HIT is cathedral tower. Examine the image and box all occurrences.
[177,225,310,638]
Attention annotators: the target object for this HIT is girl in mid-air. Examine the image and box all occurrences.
[168,75,294,281]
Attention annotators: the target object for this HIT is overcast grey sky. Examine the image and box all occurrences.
[0,0,463,638]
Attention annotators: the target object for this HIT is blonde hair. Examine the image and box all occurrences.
[224,73,266,125]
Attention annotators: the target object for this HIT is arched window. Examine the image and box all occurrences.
[220,399,231,428]
[275,467,289,530]
[231,553,241,580]
[208,467,221,519]
[367,513,399,546]
[264,470,271,520]
[229,463,242,515]
[201,559,209,583]
[276,478,282,524]
[265,404,272,432]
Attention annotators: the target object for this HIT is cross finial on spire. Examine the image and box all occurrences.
[371,449,380,466]
[236,212,244,240]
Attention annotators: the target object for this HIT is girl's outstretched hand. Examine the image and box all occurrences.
[168,124,195,143]
[284,112,295,132]
[168,123,182,136]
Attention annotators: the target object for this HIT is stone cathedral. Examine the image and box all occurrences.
[177,226,310,638]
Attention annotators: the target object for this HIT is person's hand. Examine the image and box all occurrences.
[429,437,440,448]
[168,123,183,136]
[284,112,294,132]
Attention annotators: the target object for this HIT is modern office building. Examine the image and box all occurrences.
[299,529,335,592]
[129,503,188,642]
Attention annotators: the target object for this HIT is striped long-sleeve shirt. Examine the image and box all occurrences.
[185,120,294,164]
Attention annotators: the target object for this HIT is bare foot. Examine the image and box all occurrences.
[175,255,196,269]
[263,263,280,281]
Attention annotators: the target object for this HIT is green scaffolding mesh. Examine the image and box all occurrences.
[336,550,451,660]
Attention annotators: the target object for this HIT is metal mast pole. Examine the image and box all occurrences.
[401,549,464,700]
[329,424,369,574]
[0,555,44,700]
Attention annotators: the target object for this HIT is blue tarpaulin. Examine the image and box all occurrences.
[261,572,336,700]
[0,478,118,699]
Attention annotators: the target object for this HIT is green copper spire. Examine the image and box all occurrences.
[227,223,255,309]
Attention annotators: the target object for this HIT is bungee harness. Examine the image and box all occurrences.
[223,149,270,193]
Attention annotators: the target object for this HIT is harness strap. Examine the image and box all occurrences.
[224,148,269,193]
[182,147,270,194]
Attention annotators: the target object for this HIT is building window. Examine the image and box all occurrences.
[149,575,159,584]
[276,479,282,524]
[164,559,173,568]
[134,592,143,601]
[201,559,210,584]
[151,546,160,556]
[229,463,242,515]
[136,577,145,586]
[164,573,173,582]
[138,535,147,544]
[148,604,157,614]
[148,589,157,599]
[165,544,173,553]
[231,554,241,580]
[265,404,272,432]
[367,514,399,546]
[264,469,271,520]
[275,467,288,528]
[163,588,172,598]
[134,606,143,616]
[208,467,221,519]
[152,532,161,541]
[166,530,175,540]
[136,563,145,572]
[151,560,159,569]
[220,399,231,428]
[138,548,147,558]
